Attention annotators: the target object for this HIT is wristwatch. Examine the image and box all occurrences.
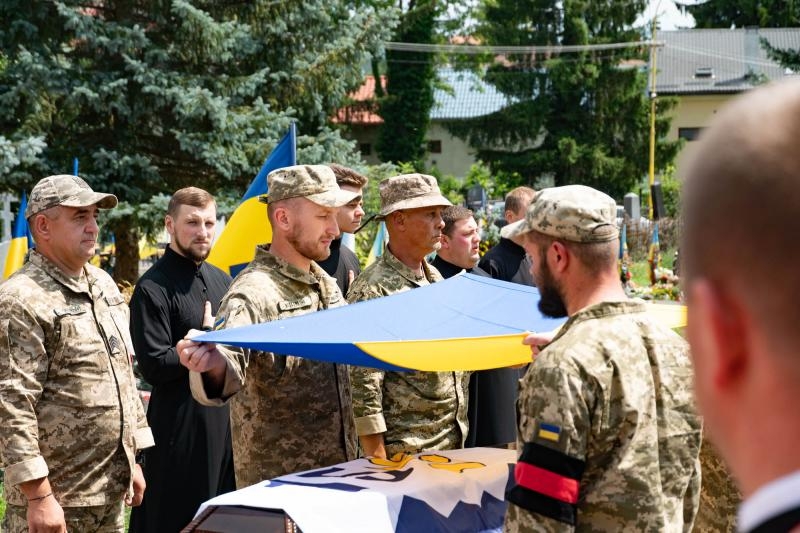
[135,450,146,466]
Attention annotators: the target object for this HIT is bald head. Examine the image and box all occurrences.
[681,79,800,346]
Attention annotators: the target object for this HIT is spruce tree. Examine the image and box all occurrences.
[687,0,800,28]
[448,0,679,199]
[0,0,396,282]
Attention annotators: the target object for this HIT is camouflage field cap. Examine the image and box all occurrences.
[378,174,452,217]
[259,165,359,207]
[501,184,618,243]
[26,174,118,219]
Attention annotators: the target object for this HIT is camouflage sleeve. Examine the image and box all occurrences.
[505,363,592,533]
[0,296,50,486]
[349,365,386,436]
[346,278,387,304]
[189,291,279,405]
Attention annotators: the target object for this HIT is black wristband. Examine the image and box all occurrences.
[135,451,146,465]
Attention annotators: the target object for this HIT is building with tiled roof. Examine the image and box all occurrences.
[337,68,515,177]
[338,28,799,177]
[656,27,799,165]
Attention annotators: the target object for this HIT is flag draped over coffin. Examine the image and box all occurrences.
[195,447,517,533]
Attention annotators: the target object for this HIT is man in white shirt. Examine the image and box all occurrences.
[681,79,800,533]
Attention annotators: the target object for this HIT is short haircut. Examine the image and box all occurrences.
[167,187,215,217]
[441,205,474,237]
[328,164,369,189]
[528,230,617,276]
[505,186,536,215]
[681,79,800,345]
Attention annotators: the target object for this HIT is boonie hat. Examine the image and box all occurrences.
[501,184,618,243]
[259,165,359,207]
[379,174,451,217]
[26,175,118,219]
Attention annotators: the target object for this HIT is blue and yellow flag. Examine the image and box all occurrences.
[648,221,661,285]
[3,192,32,280]
[366,221,387,267]
[207,124,296,277]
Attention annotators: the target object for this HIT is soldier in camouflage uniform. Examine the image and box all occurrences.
[347,174,471,459]
[177,165,360,487]
[0,175,154,533]
[502,185,702,532]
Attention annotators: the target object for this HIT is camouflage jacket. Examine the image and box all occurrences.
[505,300,702,532]
[189,246,357,487]
[347,248,470,456]
[0,250,153,506]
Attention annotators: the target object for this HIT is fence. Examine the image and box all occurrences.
[623,216,681,262]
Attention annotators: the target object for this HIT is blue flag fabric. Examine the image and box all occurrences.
[3,192,32,280]
[207,124,297,277]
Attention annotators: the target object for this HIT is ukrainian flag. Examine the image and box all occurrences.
[366,221,387,267]
[207,124,296,277]
[3,192,32,280]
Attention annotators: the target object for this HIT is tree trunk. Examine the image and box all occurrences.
[112,217,140,287]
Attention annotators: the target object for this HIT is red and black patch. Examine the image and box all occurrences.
[506,441,585,525]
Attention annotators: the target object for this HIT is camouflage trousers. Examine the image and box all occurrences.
[2,500,125,533]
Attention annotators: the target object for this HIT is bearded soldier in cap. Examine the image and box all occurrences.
[503,185,701,532]
[177,165,360,487]
[347,174,470,459]
[0,175,154,533]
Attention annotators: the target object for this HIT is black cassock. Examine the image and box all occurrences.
[430,255,518,448]
[129,247,236,533]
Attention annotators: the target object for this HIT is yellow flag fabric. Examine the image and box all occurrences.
[207,125,296,277]
[3,192,31,280]
[357,302,686,371]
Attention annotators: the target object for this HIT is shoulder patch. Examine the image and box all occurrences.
[534,421,565,450]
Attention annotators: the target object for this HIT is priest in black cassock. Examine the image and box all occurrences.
[432,205,518,449]
[129,188,235,533]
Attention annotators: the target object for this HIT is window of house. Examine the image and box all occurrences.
[359,143,372,156]
[678,128,703,142]
[427,140,442,154]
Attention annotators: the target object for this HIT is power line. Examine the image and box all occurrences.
[384,40,665,55]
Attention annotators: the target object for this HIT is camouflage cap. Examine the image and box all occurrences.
[26,175,118,219]
[378,174,452,217]
[259,165,359,207]
[501,184,618,243]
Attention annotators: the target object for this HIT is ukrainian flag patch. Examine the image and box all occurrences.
[538,423,561,442]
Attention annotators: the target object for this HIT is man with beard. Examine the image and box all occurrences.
[317,164,367,295]
[129,187,235,533]
[502,185,702,532]
[347,174,470,459]
[177,165,360,487]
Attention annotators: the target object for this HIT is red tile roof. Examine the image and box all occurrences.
[333,76,385,125]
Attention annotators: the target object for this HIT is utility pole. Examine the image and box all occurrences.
[648,12,659,219]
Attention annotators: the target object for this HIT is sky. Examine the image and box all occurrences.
[637,0,698,31]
